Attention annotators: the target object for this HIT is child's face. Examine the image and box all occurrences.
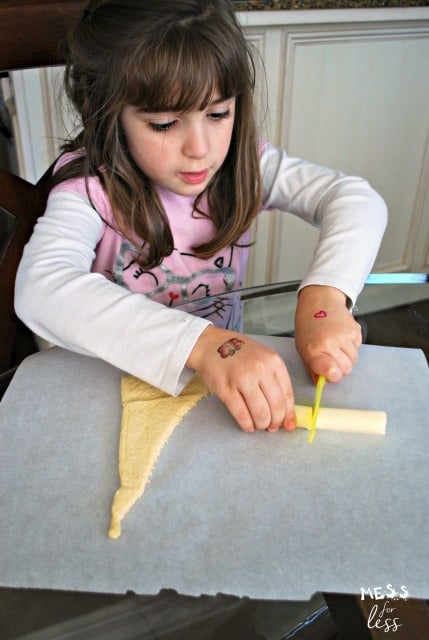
[120,94,236,196]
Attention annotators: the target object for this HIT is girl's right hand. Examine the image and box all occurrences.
[186,325,296,433]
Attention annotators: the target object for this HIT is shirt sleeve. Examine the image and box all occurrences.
[14,190,211,395]
[260,143,388,305]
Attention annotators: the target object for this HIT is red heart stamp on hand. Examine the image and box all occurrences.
[313,310,327,318]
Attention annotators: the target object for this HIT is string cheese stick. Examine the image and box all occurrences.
[295,405,386,435]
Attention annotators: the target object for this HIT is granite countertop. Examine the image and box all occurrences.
[233,0,429,9]
[1,0,428,7]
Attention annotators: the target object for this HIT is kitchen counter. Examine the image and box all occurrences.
[1,0,428,8]
[233,0,429,8]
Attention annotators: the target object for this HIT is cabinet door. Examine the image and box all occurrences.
[246,21,429,298]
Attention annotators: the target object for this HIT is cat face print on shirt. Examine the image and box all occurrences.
[108,240,245,330]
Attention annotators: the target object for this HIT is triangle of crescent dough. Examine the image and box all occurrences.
[108,374,209,539]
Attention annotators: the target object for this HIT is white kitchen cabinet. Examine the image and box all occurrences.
[241,8,429,297]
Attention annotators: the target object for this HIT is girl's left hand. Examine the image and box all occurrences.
[294,285,362,384]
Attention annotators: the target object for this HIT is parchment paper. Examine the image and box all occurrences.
[0,337,428,600]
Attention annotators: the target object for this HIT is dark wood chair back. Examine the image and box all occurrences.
[0,170,50,375]
[0,1,84,385]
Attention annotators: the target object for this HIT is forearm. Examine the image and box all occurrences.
[297,188,387,306]
[261,143,388,305]
[15,192,211,395]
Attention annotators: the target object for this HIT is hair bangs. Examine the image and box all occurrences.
[122,24,248,113]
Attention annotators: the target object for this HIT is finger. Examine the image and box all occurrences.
[223,389,256,433]
[244,386,272,431]
[310,349,354,382]
[351,319,364,348]
[337,337,360,371]
[221,383,277,432]
[339,328,362,363]
[231,364,287,431]
[260,377,287,432]
[274,366,296,432]
[261,366,296,432]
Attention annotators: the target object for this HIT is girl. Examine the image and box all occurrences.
[15,0,387,434]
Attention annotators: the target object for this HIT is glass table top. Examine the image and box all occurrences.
[177,276,428,337]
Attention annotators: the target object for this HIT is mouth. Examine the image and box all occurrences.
[178,169,209,185]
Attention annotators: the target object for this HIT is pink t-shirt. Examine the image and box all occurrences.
[52,155,249,330]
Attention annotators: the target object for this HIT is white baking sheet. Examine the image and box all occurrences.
[0,337,428,600]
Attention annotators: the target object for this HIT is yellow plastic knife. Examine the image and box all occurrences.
[308,375,326,444]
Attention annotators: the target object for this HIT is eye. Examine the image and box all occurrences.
[148,120,178,132]
[208,109,231,122]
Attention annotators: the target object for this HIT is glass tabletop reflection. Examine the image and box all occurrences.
[177,276,428,349]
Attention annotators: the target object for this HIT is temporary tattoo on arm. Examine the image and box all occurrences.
[313,310,327,318]
[217,338,244,358]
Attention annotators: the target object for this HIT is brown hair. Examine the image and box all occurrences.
[54,0,262,268]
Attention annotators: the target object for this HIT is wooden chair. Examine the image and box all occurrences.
[1,2,428,638]
[0,0,84,394]
[0,169,49,391]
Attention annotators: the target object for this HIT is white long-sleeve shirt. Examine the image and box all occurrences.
[15,143,387,394]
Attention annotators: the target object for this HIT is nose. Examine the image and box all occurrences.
[182,121,210,159]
